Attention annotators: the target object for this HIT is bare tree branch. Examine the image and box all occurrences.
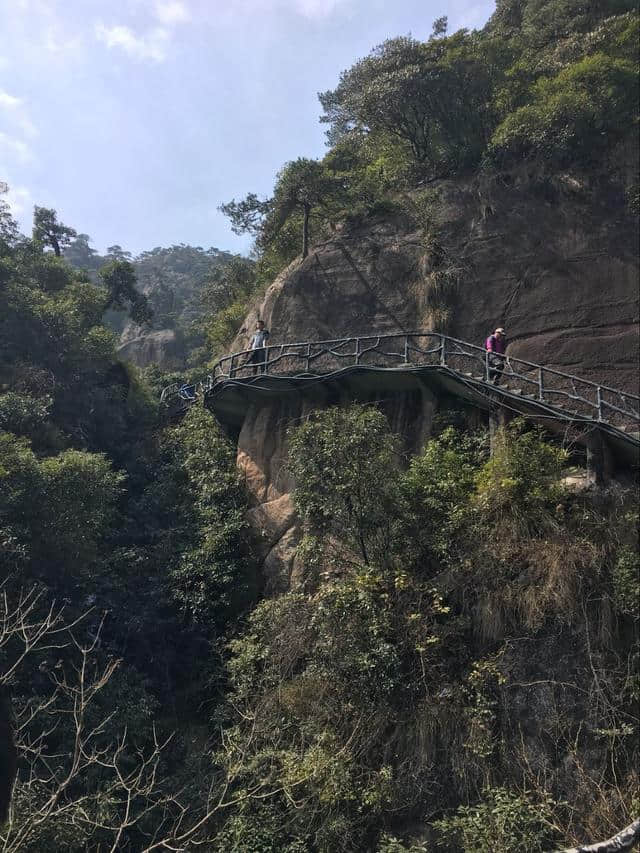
[549,818,640,853]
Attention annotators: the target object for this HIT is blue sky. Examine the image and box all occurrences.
[0,0,495,256]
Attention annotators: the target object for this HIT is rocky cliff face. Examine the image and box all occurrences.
[234,175,638,389]
[117,328,180,369]
[238,386,438,591]
[229,172,639,583]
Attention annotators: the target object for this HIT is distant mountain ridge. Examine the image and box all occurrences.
[64,240,237,368]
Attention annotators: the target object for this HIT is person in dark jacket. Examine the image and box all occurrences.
[246,320,270,375]
[178,383,196,401]
[486,327,506,384]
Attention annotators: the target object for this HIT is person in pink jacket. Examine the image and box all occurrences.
[486,327,506,384]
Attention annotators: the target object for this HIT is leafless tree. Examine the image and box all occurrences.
[0,584,306,851]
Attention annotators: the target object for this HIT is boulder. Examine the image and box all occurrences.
[117,329,179,368]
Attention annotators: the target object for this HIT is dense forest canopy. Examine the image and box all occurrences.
[0,0,638,848]
[63,233,239,351]
[0,187,262,847]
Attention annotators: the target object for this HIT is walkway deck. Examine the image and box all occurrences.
[161,333,640,465]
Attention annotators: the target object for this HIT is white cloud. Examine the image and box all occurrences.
[0,90,37,167]
[43,24,85,56]
[230,0,351,20]
[0,90,22,109]
[5,183,32,218]
[0,88,37,138]
[292,0,347,18]
[0,132,34,164]
[95,1,189,63]
[155,0,189,25]
[95,21,170,61]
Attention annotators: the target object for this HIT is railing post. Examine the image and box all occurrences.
[484,349,490,382]
[264,346,270,375]
[538,367,544,401]
[355,337,361,365]
[305,342,311,373]
[404,336,409,364]
[596,386,603,422]
[440,335,447,366]
[230,355,236,379]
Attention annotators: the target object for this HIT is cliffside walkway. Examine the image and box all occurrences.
[161,332,639,464]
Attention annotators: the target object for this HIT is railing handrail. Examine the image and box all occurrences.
[161,332,640,437]
[208,332,640,403]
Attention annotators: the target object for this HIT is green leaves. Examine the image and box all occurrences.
[0,434,124,579]
[489,53,638,166]
[398,427,482,572]
[474,420,568,528]
[319,33,503,177]
[219,192,272,237]
[32,206,77,257]
[221,158,338,260]
[288,405,399,567]
[99,259,152,326]
[200,257,259,358]
[434,787,560,852]
[163,406,258,625]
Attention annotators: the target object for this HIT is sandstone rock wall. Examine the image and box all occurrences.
[116,328,180,368]
[233,176,638,391]
[231,173,639,585]
[237,386,438,592]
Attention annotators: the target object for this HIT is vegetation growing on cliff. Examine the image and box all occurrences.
[209,408,638,852]
[0,192,637,847]
[0,198,259,848]
[0,0,638,849]
[218,0,638,348]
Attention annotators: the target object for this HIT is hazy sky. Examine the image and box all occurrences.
[0,0,494,255]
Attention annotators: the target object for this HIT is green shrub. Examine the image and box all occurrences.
[0,392,52,439]
[288,405,400,568]
[488,53,638,166]
[612,544,640,617]
[0,432,124,580]
[397,428,481,572]
[220,570,452,851]
[206,298,252,356]
[474,421,567,531]
[165,406,258,624]
[433,787,560,853]
[377,836,429,853]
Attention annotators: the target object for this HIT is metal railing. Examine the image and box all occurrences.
[162,332,640,435]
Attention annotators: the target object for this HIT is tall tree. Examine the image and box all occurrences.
[319,34,502,175]
[221,158,333,259]
[105,244,133,261]
[488,0,637,45]
[99,260,153,325]
[268,158,333,258]
[64,233,101,272]
[32,206,77,257]
[218,193,271,238]
[0,182,19,255]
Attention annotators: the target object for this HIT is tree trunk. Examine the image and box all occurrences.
[0,688,16,824]
[302,203,310,259]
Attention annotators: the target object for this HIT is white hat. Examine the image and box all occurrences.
[495,327,505,334]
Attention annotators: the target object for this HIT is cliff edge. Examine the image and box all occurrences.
[227,171,639,588]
